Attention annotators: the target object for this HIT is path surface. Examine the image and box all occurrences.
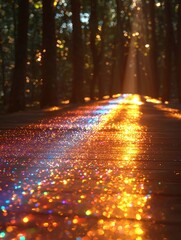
[0,94,181,240]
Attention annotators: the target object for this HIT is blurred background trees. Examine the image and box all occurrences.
[9,0,29,112]
[41,0,58,107]
[0,0,180,112]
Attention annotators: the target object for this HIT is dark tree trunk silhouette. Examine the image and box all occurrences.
[149,0,159,98]
[177,1,181,102]
[162,0,172,102]
[110,0,124,97]
[109,38,117,97]
[12,0,17,41]
[97,2,107,100]
[0,35,6,105]
[117,0,126,95]
[41,0,58,107]
[89,0,107,100]
[70,0,84,103]
[9,0,29,112]
[89,0,98,100]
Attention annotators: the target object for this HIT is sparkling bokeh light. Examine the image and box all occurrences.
[0,94,154,239]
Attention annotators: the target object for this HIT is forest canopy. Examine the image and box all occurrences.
[0,0,181,112]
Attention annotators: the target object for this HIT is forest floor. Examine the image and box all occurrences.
[0,94,181,240]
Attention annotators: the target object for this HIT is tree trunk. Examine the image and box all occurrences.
[89,0,107,100]
[41,0,58,107]
[149,0,159,98]
[177,1,181,102]
[0,35,6,105]
[97,1,107,100]
[70,0,84,103]
[109,0,124,97]
[9,0,29,112]
[90,0,98,100]
[162,0,172,102]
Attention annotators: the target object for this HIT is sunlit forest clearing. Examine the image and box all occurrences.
[0,0,181,113]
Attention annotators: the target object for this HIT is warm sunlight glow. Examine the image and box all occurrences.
[155,105,181,120]
[0,94,156,239]
[81,94,151,239]
[22,217,29,223]
[96,34,101,41]
[123,0,155,96]
[61,100,70,104]
[44,106,61,112]
[145,44,150,49]
[145,96,161,104]
[36,51,42,62]
[145,96,181,119]
[132,32,140,37]
[53,0,59,7]
[123,94,143,105]
[156,2,161,7]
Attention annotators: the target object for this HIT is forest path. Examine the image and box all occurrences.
[0,94,181,240]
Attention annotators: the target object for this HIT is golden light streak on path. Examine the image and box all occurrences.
[145,95,181,119]
[155,105,181,120]
[74,94,151,240]
[0,94,181,239]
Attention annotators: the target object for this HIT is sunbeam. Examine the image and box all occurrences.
[123,0,155,97]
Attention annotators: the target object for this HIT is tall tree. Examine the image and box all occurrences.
[0,34,6,105]
[89,0,108,100]
[162,0,173,102]
[109,0,124,97]
[177,1,181,102]
[9,0,29,112]
[148,0,159,98]
[41,0,58,107]
[70,0,84,103]
[89,0,99,100]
